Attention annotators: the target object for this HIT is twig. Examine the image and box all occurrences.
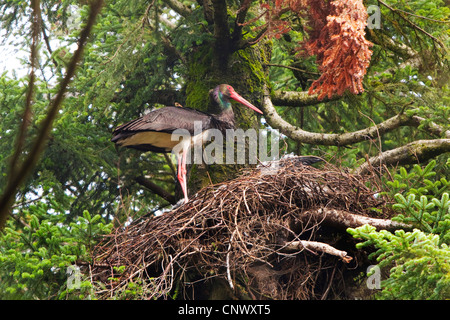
[226,230,237,290]
[321,265,336,300]
[394,8,450,23]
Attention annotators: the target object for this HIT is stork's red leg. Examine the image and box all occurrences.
[177,150,189,203]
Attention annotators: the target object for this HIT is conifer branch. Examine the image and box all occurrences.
[378,0,446,49]
[112,89,184,106]
[283,240,353,263]
[8,0,40,182]
[0,0,104,229]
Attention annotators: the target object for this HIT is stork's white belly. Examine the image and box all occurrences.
[118,130,213,152]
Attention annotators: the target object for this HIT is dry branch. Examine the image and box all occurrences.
[283,240,353,263]
[300,208,411,231]
[262,85,450,172]
[162,0,192,17]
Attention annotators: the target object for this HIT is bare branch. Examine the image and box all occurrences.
[271,89,337,107]
[283,240,353,263]
[262,86,420,146]
[264,85,449,146]
[356,139,450,175]
[299,208,412,232]
[135,176,176,204]
[162,0,192,18]
[408,115,450,139]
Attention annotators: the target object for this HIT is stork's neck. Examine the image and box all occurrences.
[209,87,236,128]
[215,107,235,129]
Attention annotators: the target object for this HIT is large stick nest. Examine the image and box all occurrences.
[91,156,395,300]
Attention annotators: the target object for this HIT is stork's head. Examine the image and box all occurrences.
[211,84,263,114]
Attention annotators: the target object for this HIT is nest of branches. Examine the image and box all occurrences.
[91,156,401,300]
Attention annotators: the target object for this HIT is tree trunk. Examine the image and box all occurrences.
[182,39,272,197]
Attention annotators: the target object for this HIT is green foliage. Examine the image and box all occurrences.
[348,160,450,299]
[0,198,112,299]
[348,225,450,299]
[393,193,450,241]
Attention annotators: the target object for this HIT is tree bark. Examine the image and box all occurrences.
[262,86,417,146]
[182,28,272,199]
[271,90,337,107]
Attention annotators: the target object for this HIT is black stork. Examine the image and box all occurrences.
[111,84,263,204]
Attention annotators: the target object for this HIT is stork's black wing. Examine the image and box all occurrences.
[112,106,215,142]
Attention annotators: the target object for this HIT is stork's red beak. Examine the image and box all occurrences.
[229,90,263,114]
